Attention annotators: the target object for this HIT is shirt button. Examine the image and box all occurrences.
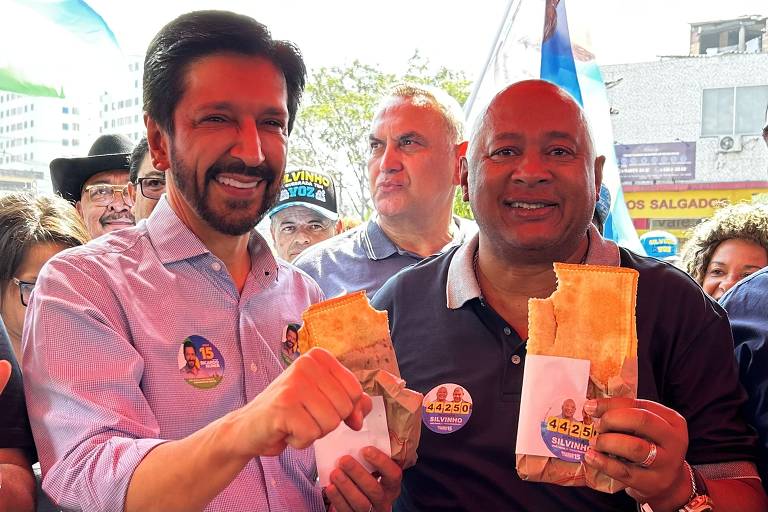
[503,327,512,335]
[211,262,221,272]
[250,362,258,373]
[511,355,521,365]
[271,478,277,487]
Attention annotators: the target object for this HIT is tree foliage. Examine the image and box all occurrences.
[290,51,473,220]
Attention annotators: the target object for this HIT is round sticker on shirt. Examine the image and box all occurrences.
[281,323,301,367]
[539,398,596,463]
[421,383,473,434]
[178,335,225,389]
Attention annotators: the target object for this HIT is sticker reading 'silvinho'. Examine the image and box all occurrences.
[540,397,596,463]
[421,383,473,434]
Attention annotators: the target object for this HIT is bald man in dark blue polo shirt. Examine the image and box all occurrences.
[372,80,766,511]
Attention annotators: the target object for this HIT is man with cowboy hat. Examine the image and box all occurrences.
[50,133,136,238]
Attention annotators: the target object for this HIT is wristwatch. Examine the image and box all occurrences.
[677,461,713,512]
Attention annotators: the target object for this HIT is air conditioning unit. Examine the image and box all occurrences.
[717,135,742,153]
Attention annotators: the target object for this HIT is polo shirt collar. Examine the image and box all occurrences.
[446,224,620,309]
[362,218,399,261]
[145,197,278,281]
[363,216,471,261]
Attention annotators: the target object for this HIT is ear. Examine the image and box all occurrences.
[145,113,170,172]
[593,155,605,201]
[460,156,470,202]
[453,141,468,186]
[75,200,84,218]
[335,219,343,235]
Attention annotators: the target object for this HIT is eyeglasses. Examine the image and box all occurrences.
[12,277,34,307]
[137,177,166,200]
[83,183,134,207]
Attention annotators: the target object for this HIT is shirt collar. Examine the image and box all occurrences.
[446,224,620,309]
[145,197,278,281]
[363,216,473,261]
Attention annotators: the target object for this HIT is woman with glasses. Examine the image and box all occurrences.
[0,192,88,511]
[0,193,89,357]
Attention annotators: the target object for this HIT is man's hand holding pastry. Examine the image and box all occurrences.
[584,397,694,511]
[231,347,373,457]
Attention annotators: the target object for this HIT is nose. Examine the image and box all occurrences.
[512,151,551,186]
[377,143,403,175]
[230,117,265,167]
[107,188,132,210]
[719,273,740,294]
[293,228,312,245]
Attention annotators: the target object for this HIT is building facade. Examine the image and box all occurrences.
[0,56,145,196]
[603,15,768,246]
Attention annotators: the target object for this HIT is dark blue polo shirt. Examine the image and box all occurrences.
[372,238,757,512]
[721,266,768,492]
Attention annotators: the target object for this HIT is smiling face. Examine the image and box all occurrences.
[76,169,135,238]
[561,399,576,419]
[464,81,603,264]
[148,53,289,238]
[367,96,461,223]
[184,345,198,369]
[702,238,768,300]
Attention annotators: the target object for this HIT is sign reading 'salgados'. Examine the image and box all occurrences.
[614,142,696,183]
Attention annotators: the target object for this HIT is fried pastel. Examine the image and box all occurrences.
[527,263,639,387]
[298,290,393,363]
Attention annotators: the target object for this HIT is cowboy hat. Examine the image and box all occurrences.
[50,134,134,202]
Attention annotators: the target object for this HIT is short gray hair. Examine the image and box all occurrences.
[380,83,465,144]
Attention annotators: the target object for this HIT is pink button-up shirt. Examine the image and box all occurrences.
[23,198,324,512]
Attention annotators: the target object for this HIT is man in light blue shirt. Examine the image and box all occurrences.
[295,84,476,298]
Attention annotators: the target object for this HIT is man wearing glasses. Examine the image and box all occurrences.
[50,133,136,238]
[127,136,166,222]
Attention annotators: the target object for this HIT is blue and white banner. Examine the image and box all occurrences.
[0,0,125,98]
[465,0,644,253]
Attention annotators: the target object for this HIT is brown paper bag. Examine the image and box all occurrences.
[298,291,423,469]
[516,263,639,493]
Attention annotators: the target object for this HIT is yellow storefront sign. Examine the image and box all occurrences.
[624,188,768,219]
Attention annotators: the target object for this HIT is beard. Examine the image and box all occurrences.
[169,145,281,236]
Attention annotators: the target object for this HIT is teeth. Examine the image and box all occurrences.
[216,176,262,189]
[507,201,550,209]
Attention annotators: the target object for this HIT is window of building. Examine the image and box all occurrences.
[62,139,69,146]
[62,106,69,114]
[62,123,69,130]
[702,85,768,136]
